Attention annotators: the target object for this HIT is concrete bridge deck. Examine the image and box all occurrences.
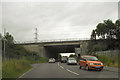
[16,39,89,59]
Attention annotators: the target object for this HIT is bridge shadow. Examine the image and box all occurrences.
[44,44,80,60]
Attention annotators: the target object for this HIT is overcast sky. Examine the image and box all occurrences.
[2,1,118,41]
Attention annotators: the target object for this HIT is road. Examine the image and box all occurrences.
[20,62,118,78]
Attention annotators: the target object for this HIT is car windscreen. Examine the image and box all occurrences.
[86,57,98,61]
[62,57,67,60]
[68,58,75,60]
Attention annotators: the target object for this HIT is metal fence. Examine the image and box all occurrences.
[95,50,119,57]
[14,38,89,44]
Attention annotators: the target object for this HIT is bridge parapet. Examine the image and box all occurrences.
[15,38,89,44]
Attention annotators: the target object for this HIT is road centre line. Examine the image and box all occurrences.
[60,66,64,69]
[58,62,60,66]
[66,69,79,76]
[58,62,64,69]
[58,62,79,76]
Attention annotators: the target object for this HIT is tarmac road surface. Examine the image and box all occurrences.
[20,62,118,78]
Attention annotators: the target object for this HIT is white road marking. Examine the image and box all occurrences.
[17,67,34,79]
[66,69,79,76]
[58,62,60,66]
[58,62,64,69]
[58,62,79,76]
[60,66,64,69]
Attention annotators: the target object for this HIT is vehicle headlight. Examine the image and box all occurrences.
[101,63,103,65]
[90,63,93,65]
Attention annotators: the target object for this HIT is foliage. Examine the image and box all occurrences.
[90,30,96,40]
[2,32,40,59]
[91,19,120,40]
[69,54,76,57]
[115,19,120,39]
[91,54,119,67]
[2,32,48,78]
[97,55,109,65]
[91,43,107,51]
[23,56,48,64]
[2,57,48,78]
[88,19,120,52]
[2,58,32,78]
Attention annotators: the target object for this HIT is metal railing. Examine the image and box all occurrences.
[14,38,89,44]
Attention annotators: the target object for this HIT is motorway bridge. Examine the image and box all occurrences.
[16,38,89,59]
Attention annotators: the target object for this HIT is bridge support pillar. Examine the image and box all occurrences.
[39,46,45,57]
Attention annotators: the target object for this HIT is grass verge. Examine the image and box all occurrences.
[2,59,32,78]
[92,54,119,67]
[2,57,48,78]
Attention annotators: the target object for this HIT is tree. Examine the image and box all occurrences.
[4,32,14,44]
[90,19,116,40]
[104,19,116,39]
[88,19,120,52]
[115,19,120,39]
[2,32,14,58]
[69,54,76,57]
[91,30,96,40]
[96,23,106,39]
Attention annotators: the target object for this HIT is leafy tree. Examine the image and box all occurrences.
[2,32,39,59]
[90,19,118,40]
[88,19,120,52]
[104,19,116,39]
[115,19,120,39]
[96,23,106,39]
[4,32,14,44]
[91,30,96,40]
[69,54,76,57]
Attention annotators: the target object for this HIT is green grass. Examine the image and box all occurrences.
[2,59,32,78]
[92,54,119,68]
[2,57,48,78]
[0,62,2,79]
[22,56,48,64]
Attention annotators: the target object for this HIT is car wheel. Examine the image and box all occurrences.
[85,65,90,71]
[99,69,102,71]
[79,65,82,69]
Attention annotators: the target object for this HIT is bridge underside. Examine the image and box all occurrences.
[20,41,88,59]
[44,44,80,59]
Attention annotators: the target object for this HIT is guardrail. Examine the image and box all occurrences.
[14,38,90,44]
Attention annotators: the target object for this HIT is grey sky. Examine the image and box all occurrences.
[2,2,118,41]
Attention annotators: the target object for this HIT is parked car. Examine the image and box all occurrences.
[49,58,55,63]
[79,55,103,71]
[61,57,67,63]
[67,57,77,65]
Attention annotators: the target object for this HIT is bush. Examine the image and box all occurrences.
[39,57,48,63]
[21,56,48,64]
[92,43,107,51]
[2,57,48,78]
[97,54,118,67]
[2,58,32,78]
[98,55,109,64]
